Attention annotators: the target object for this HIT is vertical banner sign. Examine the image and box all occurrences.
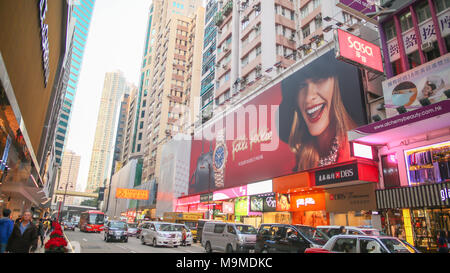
[1,136,11,171]
[39,0,50,86]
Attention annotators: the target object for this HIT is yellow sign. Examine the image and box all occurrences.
[115,188,149,200]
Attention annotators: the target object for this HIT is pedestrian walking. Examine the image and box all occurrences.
[37,219,45,248]
[181,227,187,246]
[6,210,38,253]
[437,231,449,253]
[0,208,14,253]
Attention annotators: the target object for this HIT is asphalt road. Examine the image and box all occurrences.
[64,228,205,253]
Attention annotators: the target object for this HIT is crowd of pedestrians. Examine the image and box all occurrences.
[0,208,55,253]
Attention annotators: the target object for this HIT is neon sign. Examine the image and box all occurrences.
[39,0,50,87]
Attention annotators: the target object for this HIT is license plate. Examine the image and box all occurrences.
[249,249,255,253]
[116,236,120,239]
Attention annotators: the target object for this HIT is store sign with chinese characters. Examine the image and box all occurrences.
[335,29,384,73]
[315,163,359,187]
[387,9,450,62]
[39,0,50,87]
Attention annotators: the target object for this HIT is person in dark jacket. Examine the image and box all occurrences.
[437,230,449,253]
[37,219,45,248]
[6,210,38,253]
[0,208,14,253]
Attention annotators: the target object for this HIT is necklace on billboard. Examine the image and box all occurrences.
[318,137,340,167]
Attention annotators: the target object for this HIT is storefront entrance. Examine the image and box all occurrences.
[411,208,450,252]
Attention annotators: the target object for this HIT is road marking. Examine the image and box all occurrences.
[82,238,87,242]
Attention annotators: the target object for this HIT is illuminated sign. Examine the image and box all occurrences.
[39,0,50,86]
[115,188,149,200]
[235,197,249,216]
[351,142,374,160]
[213,186,247,201]
[290,192,326,211]
[441,188,450,201]
[335,29,384,73]
[315,163,359,186]
[250,193,276,212]
[247,180,273,196]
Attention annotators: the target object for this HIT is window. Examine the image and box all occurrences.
[138,133,142,140]
[213,224,226,234]
[255,45,261,56]
[384,21,396,41]
[300,6,309,19]
[435,0,450,13]
[331,238,357,253]
[399,12,413,32]
[416,2,432,23]
[227,225,236,234]
[360,239,386,253]
[302,24,310,39]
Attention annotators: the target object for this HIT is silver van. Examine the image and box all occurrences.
[201,222,257,253]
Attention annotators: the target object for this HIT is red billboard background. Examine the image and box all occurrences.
[189,50,368,195]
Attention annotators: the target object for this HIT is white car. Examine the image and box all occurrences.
[317,225,382,237]
[140,222,181,247]
[173,224,194,246]
[305,235,419,253]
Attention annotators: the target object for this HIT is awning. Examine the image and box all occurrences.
[348,100,450,145]
[375,181,450,209]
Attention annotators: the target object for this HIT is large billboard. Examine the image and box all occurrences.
[383,54,450,118]
[188,50,367,195]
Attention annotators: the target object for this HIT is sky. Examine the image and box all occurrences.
[65,0,152,192]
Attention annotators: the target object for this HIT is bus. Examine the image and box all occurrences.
[79,210,105,233]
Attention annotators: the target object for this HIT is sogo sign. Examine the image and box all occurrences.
[336,29,384,73]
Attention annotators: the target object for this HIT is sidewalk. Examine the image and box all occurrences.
[37,229,75,253]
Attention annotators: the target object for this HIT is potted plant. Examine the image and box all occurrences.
[44,222,68,253]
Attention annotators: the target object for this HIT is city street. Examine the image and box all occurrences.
[64,229,205,253]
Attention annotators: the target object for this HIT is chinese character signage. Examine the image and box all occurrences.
[315,163,359,186]
[336,29,384,73]
[115,188,150,200]
[383,54,450,118]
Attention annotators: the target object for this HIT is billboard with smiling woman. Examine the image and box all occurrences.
[188,50,367,195]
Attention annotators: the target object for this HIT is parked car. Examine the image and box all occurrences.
[197,219,219,244]
[127,223,139,237]
[140,222,181,247]
[103,221,128,243]
[255,224,329,253]
[63,221,76,231]
[202,222,257,253]
[317,225,383,237]
[173,224,194,246]
[304,235,419,253]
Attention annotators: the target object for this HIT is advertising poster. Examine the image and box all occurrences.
[189,50,367,195]
[383,54,450,118]
[250,193,277,212]
[235,197,249,216]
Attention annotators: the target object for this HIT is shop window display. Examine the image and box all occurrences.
[411,208,450,252]
[405,142,450,185]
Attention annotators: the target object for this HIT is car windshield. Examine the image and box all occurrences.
[235,225,257,235]
[110,222,127,229]
[88,214,105,225]
[173,225,190,232]
[184,221,197,230]
[295,225,329,245]
[157,224,177,231]
[128,223,138,228]
[380,238,415,253]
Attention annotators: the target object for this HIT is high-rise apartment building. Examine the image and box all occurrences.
[130,0,205,187]
[55,0,96,165]
[121,87,138,166]
[200,0,219,123]
[54,150,81,206]
[110,92,130,176]
[86,71,127,193]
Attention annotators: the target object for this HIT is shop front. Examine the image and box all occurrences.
[376,181,450,252]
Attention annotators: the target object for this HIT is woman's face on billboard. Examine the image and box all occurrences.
[297,77,334,136]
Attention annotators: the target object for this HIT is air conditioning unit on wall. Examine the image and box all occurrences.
[421,41,434,52]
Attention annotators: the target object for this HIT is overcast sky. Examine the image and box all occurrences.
[65,0,152,192]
